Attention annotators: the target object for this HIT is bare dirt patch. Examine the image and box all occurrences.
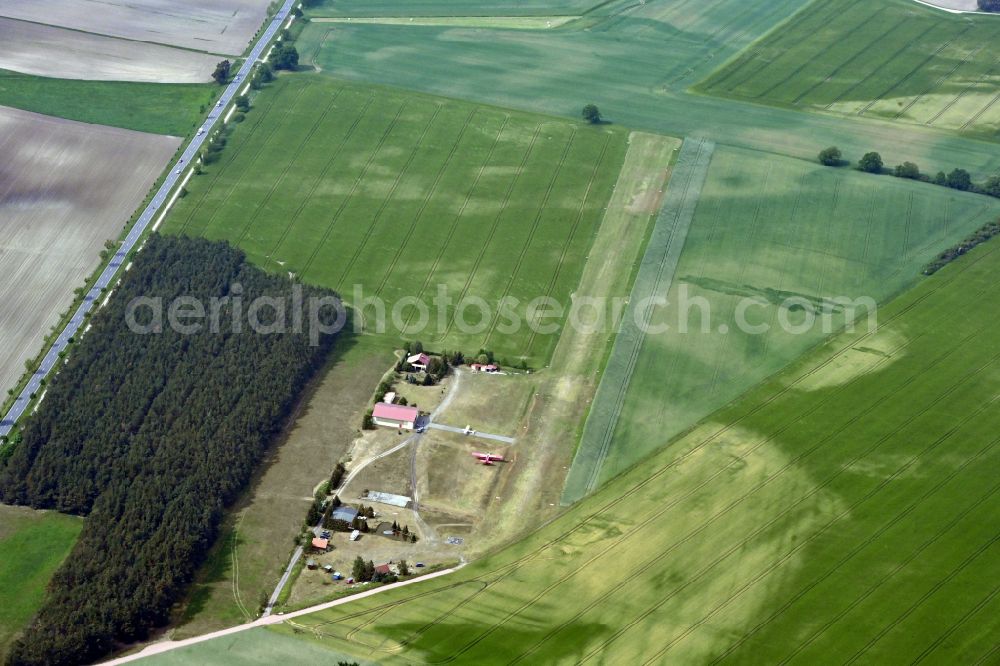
[0,0,273,56]
[0,105,179,397]
[0,18,218,82]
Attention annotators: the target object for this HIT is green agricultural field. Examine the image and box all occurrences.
[164,75,627,364]
[0,69,216,135]
[0,506,82,660]
[298,0,1000,177]
[141,233,1000,665]
[699,0,1000,140]
[305,0,607,17]
[565,142,1000,499]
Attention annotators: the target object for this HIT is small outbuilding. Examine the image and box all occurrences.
[311,537,330,552]
[306,558,317,570]
[372,402,419,430]
[374,564,392,576]
[470,363,499,373]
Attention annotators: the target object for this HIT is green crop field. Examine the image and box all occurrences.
[163,75,627,364]
[699,0,1000,140]
[0,506,82,660]
[298,0,1000,177]
[565,142,1000,499]
[306,0,606,17]
[0,69,216,135]
[142,236,1000,665]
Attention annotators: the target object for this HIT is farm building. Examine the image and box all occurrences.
[374,564,392,576]
[406,353,430,370]
[311,537,329,552]
[372,402,419,430]
[330,505,360,523]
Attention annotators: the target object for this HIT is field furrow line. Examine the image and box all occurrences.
[373,108,479,298]
[399,115,511,333]
[298,102,408,281]
[972,641,1000,665]
[469,127,580,348]
[839,534,1000,666]
[266,94,377,262]
[858,24,973,117]
[520,133,613,359]
[232,88,346,248]
[902,192,915,258]
[755,7,886,100]
[717,0,867,94]
[959,85,1000,131]
[334,104,444,291]
[791,16,910,107]
[926,51,1000,126]
[177,88,283,235]
[522,341,1000,666]
[574,363,1000,665]
[711,457,1000,664]
[197,85,311,239]
[822,21,941,112]
[649,443,1000,666]
[905,581,999,664]
[895,44,985,121]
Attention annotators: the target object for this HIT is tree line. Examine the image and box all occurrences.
[0,235,343,665]
[819,146,1000,198]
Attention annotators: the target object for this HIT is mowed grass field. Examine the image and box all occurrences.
[699,0,1000,139]
[569,144,1000,494]
[151,237,1000,665]
[0,506,82,660]
[164,75,627,364]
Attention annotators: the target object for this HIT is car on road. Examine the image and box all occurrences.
[216,101,223,107]
[174,169,181,175]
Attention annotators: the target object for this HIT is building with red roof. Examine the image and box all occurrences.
[372,402,419,430]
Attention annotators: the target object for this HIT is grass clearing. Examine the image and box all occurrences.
[298,0,1000,177]
[568,142,1000,496]
[163,75,628,365]
[0,69,216,135]
[173,337,393,638]
[0,506,81,661]
[151,227,1000,665]
[698,0,1000,140]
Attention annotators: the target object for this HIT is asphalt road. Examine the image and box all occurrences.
[0,0,298,438]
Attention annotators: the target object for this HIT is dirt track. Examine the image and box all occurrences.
[0,106,179,397]
[0,18,218,82]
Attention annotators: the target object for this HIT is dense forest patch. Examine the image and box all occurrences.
[0,234,343,665]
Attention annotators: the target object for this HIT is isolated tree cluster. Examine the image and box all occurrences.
[0,235,343,665]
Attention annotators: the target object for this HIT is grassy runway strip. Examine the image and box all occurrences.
[165,75,627,364]
[698,0,1000,139]
[147,229,1000,665]
[569,145,1000,494]
[562,137,714,504]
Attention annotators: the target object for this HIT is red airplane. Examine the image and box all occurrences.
[471,452,505,465]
